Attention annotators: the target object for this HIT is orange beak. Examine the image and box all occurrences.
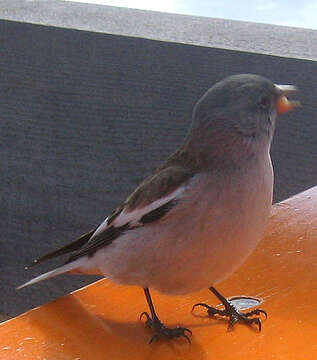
[275,84,301,115]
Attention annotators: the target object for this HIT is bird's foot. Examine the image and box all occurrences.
[192,302,267,331]
[192,287,267,331]
[140,312,192,343]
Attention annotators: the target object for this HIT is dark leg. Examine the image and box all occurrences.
[140,288,192,343]
[192,286,267,331]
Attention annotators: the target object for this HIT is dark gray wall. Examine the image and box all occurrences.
[1,19,316,317]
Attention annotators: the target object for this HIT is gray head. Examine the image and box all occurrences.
[183,74,299,164]
[192,74,298,139]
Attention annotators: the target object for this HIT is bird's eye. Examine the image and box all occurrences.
[258,95,271,109]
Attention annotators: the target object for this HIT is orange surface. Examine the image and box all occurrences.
[1,186,317,360]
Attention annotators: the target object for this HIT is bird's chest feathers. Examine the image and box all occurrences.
[188,157,273,250]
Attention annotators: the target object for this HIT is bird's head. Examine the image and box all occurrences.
[190,74,300,148]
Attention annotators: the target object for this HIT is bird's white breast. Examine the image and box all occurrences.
[92,153,273,295]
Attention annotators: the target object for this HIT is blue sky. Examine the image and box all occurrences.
[67,0,317,29]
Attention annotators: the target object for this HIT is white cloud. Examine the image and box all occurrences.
[273,1,317,29]
[299,1,317,27]
[256,0,277,11]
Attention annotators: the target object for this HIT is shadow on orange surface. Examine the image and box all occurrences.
[1,186,317,359]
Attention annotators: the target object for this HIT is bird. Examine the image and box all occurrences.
[18,74,300,343]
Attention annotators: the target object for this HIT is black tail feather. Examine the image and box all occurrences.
[26,227,97,269]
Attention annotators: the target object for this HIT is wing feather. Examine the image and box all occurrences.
[28,166,194,267]
[26,227,97,268]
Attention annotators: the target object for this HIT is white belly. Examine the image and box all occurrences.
[93,155,273,295]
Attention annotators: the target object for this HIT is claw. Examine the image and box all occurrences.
[140,311,192,344]
[228,316,238,331]
[251,317,262,332]
[192,302,226,317]
[193,287,268,333]
[183,333,192,344]
[245,308,268,320]
[149,334,159,344]
[192,302,212,312]
[142,288,192,344]
[140,311,150,321]
[140,311,154,329]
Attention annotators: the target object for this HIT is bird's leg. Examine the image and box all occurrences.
[140,288,192,343]
[192,286,267,331]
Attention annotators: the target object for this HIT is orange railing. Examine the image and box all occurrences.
[1,186,316,359]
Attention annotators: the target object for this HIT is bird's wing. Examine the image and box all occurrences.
[27,227,98,268]
[28,166,195,267]
[64,165,194,263]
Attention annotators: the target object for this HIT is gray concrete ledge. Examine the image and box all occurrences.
[1,0,317,61]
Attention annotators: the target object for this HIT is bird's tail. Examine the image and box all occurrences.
[17,258,85,290]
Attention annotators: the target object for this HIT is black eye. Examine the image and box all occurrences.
[258,95,271,109]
